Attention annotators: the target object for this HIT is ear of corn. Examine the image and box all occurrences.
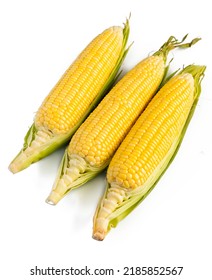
[9,19,130,174]
[92,64,206,241]
[46,35,200,205]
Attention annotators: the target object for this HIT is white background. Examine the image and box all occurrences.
[0,0,211,279]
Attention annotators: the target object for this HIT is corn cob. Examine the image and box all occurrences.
[46,35,200,205]
[92,64,206,241]
[8,20,130,174]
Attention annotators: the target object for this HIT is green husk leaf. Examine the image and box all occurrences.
[23,123,37,150]
[46,149,110,205]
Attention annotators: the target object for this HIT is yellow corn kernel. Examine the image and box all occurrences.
[93,65,206,241]
[9,20,130,173]
[46,35,200,205]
